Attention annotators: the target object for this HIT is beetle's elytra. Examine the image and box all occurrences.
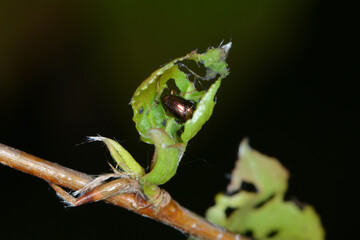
[161,95,195,122]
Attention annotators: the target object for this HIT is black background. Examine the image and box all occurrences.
[0,1,351,239]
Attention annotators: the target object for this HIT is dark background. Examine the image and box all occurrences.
[0,1,351,239]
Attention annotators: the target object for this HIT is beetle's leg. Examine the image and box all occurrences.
[170,89,177,96]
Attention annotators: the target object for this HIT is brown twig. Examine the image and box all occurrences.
[0,143,248,240]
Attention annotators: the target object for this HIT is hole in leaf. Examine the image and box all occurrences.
[266,230,279,238]
[225,188,241,196]
[165,78,180,95]
[241,181,258,193]
[178,60,207,79]
[177,60,214,91]
[254,193,275,209]
[243,230,253,238]
[226,181,257,196]
[225,207,237,218]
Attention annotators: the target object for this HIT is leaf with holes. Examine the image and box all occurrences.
[205,139,325,240]
[130,43,231,145]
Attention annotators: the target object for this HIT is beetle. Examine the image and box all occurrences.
[161,93,196,122]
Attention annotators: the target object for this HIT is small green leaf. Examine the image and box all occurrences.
[206,139,325,240]
[88,136,145,177]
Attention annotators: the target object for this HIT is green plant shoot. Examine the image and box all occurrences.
[131,42,231,145]
[91,43,231,202]
[131,43,231,192]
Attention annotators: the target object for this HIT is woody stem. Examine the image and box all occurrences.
[0,143,248,240]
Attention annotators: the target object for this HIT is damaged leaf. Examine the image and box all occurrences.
[131,42,231,145]
[205,139,325,240]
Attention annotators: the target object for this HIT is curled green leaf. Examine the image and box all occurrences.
[131,42,231,145]
[140,128,184,186]
[181,78,221,142]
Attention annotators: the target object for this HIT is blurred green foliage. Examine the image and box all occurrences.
[206,140,325,240]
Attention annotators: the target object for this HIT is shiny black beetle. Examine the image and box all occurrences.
[161,94,195,122]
